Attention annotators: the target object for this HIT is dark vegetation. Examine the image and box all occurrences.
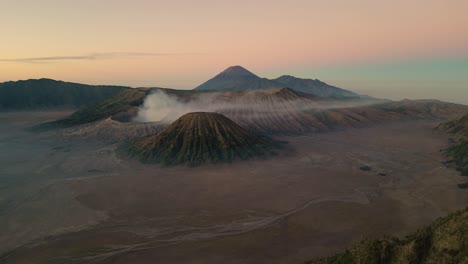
[120,112,282,166]
[308,208,468,264]
[0,78,126,110]
[32,88,147,131]
[436,114,468,176]
[359,166,372,171]
[448,140,468,176]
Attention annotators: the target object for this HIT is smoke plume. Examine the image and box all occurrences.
[134,89,384,123]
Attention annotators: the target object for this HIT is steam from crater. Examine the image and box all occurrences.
[133,89,383,124]
[133,90,237,123]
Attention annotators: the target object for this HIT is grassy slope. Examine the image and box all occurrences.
[436,114,468,138]
[308,208,468,264]
[0,78,127,110]
[436,114,468,176]
[448,141,468,176]
[33,88,146,131]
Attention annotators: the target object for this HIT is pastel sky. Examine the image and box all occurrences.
[1,0,467,103]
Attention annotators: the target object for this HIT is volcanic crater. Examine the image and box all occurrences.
[121,112,282,166]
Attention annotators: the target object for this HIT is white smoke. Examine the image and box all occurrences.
[134,89,384,123]
[133,90,237,123]
[133,90,193,122]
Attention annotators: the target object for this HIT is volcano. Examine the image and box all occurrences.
[193,66,361,98]
[123,112,280,166]
[194,66,283,91]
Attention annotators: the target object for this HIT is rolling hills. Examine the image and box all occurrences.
[0,78,127,110]
[39,86,468,139]
[33,88,148,131]
[174,89,468,135]
[60,117,164,142]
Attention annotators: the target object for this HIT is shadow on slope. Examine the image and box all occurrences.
[0,78,127,110]
[308,208,468,264]
[119,112,285,166]
[436,113,468,176]
[31,89,148,131]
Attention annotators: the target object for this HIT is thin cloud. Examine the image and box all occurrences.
[0,52,197,63]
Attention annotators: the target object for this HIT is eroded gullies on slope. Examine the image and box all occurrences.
[121,112,283,166]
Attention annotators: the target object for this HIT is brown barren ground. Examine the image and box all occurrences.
[0,112,467,264]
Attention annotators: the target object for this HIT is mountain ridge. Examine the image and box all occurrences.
[273,74,360,98]
[194,65,361,97]
[0,78,128,110]
[194,66,284,92]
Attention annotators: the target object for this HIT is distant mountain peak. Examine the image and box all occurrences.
[219,66,257,77]
[194,66,281,91]
[194,67,359,97]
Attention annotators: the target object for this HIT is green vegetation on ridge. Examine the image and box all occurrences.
[436,114,468,176]
[308,208,468,264]
[448,141,468,176]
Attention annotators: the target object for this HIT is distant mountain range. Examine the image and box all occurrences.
[0,67,363,110]
[194,66,362,98]
[272,75,359,98]
[0,78,128,110]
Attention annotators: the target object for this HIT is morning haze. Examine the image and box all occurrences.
[1,1,468,264]
[0,0,467,103]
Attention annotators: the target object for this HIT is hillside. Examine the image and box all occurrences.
[60,118,164,142]
[33,88,147,131]
[308,208,468,264]
[37,87,468,138]
[436,113,468,175]
[273,75,360,98]
[194,66,284,91]
[215,95,468,135]
[121,112,280,166]
[0,78,127,110]
[436,113,468,138]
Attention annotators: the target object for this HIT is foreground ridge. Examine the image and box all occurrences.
[436,113,468,176]
[308,208,468,264]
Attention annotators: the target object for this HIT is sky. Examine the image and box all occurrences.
[0,0,467,103]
